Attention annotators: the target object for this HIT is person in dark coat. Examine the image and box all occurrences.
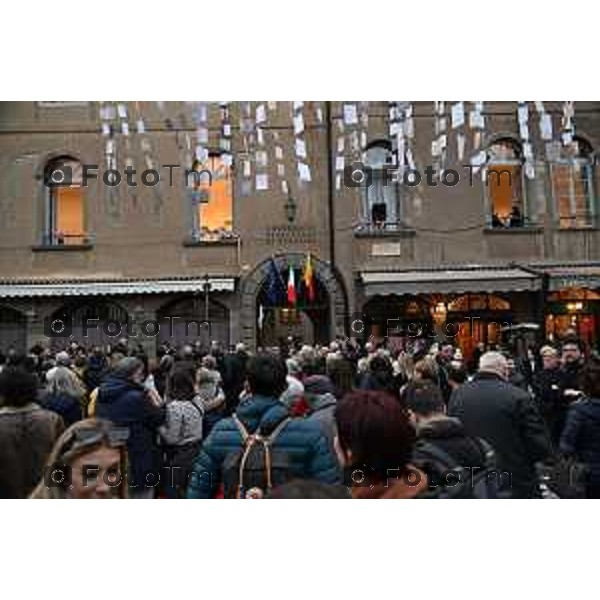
[221,343,249,414]
[448,351,550,498]
[531,345,564,448]
[186,355,340,499]
[0,367,64,498]
[95,357,166,498]
[560,356,600,498]
[358,356,396,395]
[404,381,489,489]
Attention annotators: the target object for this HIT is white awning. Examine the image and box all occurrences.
[361,268,540,296]
[0,278,236,298]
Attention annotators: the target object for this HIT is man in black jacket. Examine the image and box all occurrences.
[405,381,491,494]
[448,351,550,498]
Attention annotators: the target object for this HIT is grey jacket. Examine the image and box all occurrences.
[305,393,337,451]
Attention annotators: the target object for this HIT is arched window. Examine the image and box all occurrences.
[551,137,596,228]
[189,153,233,242]
[362,142,399,230]
[44,156,86,245]
[485,138,525,228]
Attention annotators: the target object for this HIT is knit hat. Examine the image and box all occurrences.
[303,375,336,397]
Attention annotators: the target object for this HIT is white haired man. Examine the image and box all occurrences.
[448,351,550,498]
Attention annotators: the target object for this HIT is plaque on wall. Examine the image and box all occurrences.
[371,242,401,256]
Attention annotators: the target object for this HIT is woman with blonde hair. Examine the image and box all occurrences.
[30,418,129,499]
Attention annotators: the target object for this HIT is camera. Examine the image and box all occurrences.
[44,463,72,488]
[43,161,73,188]
[44,314,73,338]
[343,162,373,188]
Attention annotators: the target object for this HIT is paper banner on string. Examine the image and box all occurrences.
[298,162,311,182]
[540,113,553,141]
[255,150,268,168]
[451,101,465,128]
[457,133,465,161]
[343,104,358,125]
[256,174,269,190]
[256,104,266,124]
[293,113,304,135]
[295,138,307,159]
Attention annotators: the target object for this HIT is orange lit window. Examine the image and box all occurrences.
[551,138,595,229]
[191,154,233,241]
[46,158,86,245]
[487,139,524,228]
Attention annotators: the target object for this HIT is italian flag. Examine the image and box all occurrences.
[287,266,297,305]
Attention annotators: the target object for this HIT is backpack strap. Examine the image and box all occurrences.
[232,413,291,497]
[415,441,458,473]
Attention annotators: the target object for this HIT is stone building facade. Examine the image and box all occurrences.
[0,101,599,358]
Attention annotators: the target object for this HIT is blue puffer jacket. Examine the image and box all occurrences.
[560,397,600,485]
[186,394,341,498]
[96,376,166,487]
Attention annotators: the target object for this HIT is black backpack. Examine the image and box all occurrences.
[222,414,292,499]
[415,438,508,499]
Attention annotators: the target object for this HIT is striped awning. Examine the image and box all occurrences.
[0,277,236,298]
[361,267,540,296]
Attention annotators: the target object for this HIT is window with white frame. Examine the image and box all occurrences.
[551,137,596,228]
[189,153,234,241]
[361,142,399,230]
[43,157,87,245]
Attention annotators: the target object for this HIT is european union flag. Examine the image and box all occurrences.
[265,258,285,306]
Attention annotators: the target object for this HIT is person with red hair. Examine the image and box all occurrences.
[334,390,427,499]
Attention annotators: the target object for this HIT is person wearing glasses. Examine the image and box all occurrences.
[30,419,129,499]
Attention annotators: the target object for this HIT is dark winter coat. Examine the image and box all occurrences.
[40,391,83,427]
[186,393,341,498]
[448,372,551,498]
[0,404,63,498]
[560,397,600,486]
[95,376,166,487]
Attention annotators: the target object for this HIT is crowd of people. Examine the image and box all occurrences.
[0,330,599,499]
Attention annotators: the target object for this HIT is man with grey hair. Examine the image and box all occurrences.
[448,351,550,498]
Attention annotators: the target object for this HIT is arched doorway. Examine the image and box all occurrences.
[48,300,129,349]
[0,305,27,353]
[240,253,348,350]
[256,272,330,347]
[546,287,600,348]
[156,295,230,350]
